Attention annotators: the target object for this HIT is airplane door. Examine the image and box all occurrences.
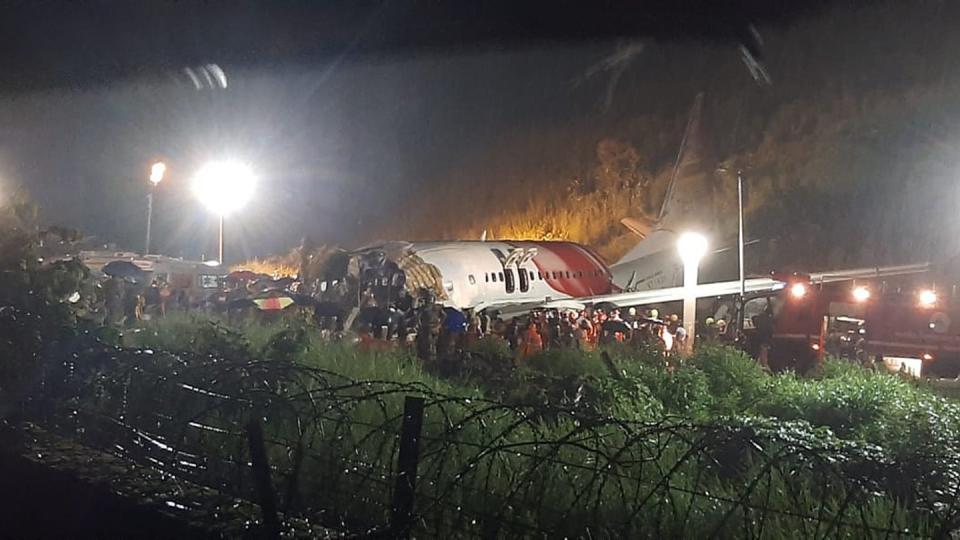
[504,268,516,293]
[518,267,529,292]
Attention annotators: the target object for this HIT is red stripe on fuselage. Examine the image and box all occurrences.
[509,241,615,298]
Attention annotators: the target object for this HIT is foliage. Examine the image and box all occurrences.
[9,288,960,538]
[686,345,770,414]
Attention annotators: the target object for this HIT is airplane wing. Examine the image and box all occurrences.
[477,263,931,316]
[581,277,787,308]
[591,262,932,308]
[807,263,930,283]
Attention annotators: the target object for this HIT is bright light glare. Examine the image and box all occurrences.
[149,162,167,185]
[191,160,255,216]
[676,232,708,264]
[852,286,871,302]
[922,353,934,361]
[790,282,807,298]
[918,289,937,308]
[811,343,821,351]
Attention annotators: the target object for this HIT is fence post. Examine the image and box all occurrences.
[391,396,425,539]
[247,405,282,539]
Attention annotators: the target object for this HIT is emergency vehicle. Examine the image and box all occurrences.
[861,286,960,378]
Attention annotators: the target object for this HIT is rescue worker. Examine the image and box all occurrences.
[754,305,774,368]
[518,321,543,359]
[575,319,593,350]
[104,276,124,325]
[701,317,719,343]
[415,291,441,363]
[716,319,730,342]
[465,315,483,346]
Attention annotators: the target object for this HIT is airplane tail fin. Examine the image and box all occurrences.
[616,92,717,266]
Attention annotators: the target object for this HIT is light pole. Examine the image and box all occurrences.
[191,160,255,264]
[145,161,166,254]
[737,170,745,297]
[677,232,708,353]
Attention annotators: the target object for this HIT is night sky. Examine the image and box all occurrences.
[0,1,954,264]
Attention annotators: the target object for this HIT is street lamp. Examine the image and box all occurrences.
[191,160,255,264]
[677,232,708,352]
[144,161,166,254]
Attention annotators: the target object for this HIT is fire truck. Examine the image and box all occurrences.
[737,274,828,373]
[735,270,954,377]
[861,287,960,378]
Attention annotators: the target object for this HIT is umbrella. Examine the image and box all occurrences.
[253,296,295,311]
[288,293,316,307]
[227,298,257,310]
[228,270,258,283]
[602,319,631,335]
[102,260,146,282]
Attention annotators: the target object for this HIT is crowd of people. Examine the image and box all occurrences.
[98,269,739,365]
[338,289,737,363]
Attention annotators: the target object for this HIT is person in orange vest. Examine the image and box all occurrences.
[518,321,543,359]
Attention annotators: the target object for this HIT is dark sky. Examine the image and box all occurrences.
[0,0,902,261]
[0,46,618,259]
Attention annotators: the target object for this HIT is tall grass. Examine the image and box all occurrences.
[82,318,960,537]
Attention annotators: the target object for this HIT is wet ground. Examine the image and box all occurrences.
[0,424,333,539]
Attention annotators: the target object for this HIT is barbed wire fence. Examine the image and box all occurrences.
[22,339,960,539]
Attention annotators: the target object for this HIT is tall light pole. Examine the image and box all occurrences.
[145,161,166,254]
[191,160,255,264]
[737,170,745,297]
[677,232,708,353]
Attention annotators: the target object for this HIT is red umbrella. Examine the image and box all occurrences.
[253,296,295,311]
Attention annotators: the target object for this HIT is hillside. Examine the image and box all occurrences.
[377,1,960,271]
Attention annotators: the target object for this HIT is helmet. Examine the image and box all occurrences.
[669,314,679,323]
[717,319,727,327]
[648,309,659,319]
[705,317,715,326]
[628,307,637,316]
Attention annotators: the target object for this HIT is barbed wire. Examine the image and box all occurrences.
[24,344,960,538]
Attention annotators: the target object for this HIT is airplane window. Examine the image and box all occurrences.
[468,274,476,285]
[484,273,489,282]
[499,272,504,282]
[552,271,558,279]
[566,271,571,279]
[537,272,542,279]
[529,270,535,280]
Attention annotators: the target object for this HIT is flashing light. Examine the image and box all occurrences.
[922,353,934,361]
[790,282,807,299]
[918,289,938,308]
[811,343,821,351]
[191,160,256,216]
[852,286,870,303]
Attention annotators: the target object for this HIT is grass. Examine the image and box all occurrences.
[36,316,960,537]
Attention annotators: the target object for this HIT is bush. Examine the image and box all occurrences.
[522,348,609,379]
[687,346,769,414]
[634,365,714,416]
